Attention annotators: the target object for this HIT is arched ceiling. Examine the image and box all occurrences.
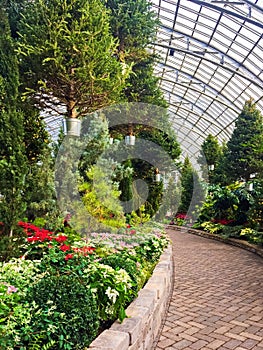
[151,0,263,158]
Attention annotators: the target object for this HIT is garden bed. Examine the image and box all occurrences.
[88,244,173,350]
[0,222,171,349]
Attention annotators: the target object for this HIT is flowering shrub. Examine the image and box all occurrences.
[0,221,170,349]
[240,227,263,244]
[169,213,193,226]
[85,262,135,322]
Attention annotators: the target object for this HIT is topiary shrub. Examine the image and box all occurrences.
[27,272,99,349]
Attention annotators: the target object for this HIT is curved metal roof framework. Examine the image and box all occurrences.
[151,0,263,158]
[44,0,263,162]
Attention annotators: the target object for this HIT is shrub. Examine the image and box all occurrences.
[27,272,99,349]
[85,262,135,323]
[100,250,145,293]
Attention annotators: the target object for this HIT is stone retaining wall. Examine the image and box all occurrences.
[88,244,173,350]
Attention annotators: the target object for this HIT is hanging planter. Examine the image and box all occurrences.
[155,168,161,182]
[62,118,81,137]
[208,164,215,171]
[125,134,135,146]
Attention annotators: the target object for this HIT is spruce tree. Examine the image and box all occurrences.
[223,99,263,183]
[0,7,27,236]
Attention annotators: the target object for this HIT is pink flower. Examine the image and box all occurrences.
[7,285,18,294]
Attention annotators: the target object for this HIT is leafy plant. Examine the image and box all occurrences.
[85,262,135,323]
[27,273,99,349]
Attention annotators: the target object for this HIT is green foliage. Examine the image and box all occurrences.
[17,0,127,117]
[22,102,50,164]
[197,182,254,224]
[240,227,263,245]
[73,163,126,234]
[0,258,43,348]
[200,221,224,234]
[0,227,25,262]
[0,7,27,235]
[221,99,263,183]
[85,263,135,322]
[104,0,158,52]
[0,222,169,347]
[101,251,143,293]
[247,179,263,231]
[27,273,99,349]
[126,205,151,226]
[25,147,58,221]
[124,54,168,107]
[178,156,204,215]
[198,134,223,183]
[119,160,133,203]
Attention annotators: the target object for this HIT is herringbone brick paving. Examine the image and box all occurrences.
[154,229,263,350]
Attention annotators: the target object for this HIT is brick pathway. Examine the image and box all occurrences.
[154,229,263,350]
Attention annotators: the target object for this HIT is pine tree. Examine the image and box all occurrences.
[223,99,263,183]
[17,0,127,118]
[0,7,27,236]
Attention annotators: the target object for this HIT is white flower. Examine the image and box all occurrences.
[114,269,131,285]
[105,287,119,304]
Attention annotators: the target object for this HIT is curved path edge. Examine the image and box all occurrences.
[167,225,263,259]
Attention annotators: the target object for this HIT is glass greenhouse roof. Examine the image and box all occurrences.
[151,0,263,157]
[44,0,263,160]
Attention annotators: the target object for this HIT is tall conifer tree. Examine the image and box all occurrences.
[0,7,27,235]
[222,99,263,183]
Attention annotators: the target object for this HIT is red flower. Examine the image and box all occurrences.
[72,246,95,256]
[65,253,74,261]
[54,235,68,243]
[60,244,71,252]
[129,230,136,235]
[27,237,39,242]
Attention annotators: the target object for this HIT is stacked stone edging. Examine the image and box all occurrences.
[167,225,263,258]
[88,244,173,350]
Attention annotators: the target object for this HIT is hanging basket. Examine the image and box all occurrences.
[62,118,81,137]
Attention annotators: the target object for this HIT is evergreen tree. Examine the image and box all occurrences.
[22,102,50,165]
[17,0,128,118]
[103,0,158,54]
[198,134,223,183]
[0,7,27,236]
[178,156,204,217]
[222,99,263,183]
[119,160,133,203]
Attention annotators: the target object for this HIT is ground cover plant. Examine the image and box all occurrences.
[0,220,169,349]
